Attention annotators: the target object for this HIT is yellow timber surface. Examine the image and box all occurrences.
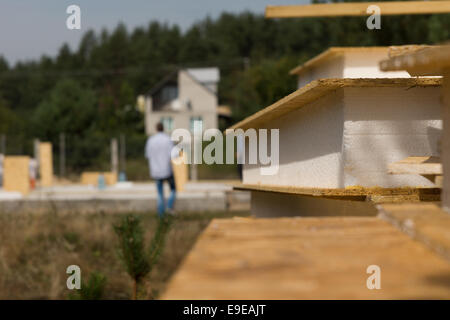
[162,216,450,299]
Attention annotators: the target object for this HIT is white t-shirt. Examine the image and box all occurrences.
[145,132,174,179]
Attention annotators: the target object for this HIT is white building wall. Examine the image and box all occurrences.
[178,70,218,131]
[243,91,345,188]
[297,50,410,89]
[342,51,410,79]
[297,56,344,89]
[342,86,442,187]
[242,86,442,189]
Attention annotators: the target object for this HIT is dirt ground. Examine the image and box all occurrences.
[0,210,249,299]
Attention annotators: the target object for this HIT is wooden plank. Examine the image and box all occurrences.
[80,172,117,186]
[172,152,189,192]
[387,45,434,58]
[39,142,53,187]
[380,45,450,76]
[388,156,443,175]
[3,156,30,195]
[227,78,441,131]
[266,1,450,18]
[378,203,450,261]
[162,217,450,299]
[234,183,440,200]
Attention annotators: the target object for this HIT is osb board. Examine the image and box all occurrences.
[378,203,450,261]
[388,45,434,58]
[266,1,450,18]
[4,156,30,195]
[172,153,188,192]
[162,217,450,299]
[380,45,450,76]
[80,172,117,186]
[388,156,442,175]
[227,78,441,131]
[234,183,441,202]
[39,142,53,187]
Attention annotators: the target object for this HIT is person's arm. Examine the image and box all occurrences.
[145,138,150,159]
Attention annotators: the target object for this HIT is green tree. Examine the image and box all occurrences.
[32,79,100,170]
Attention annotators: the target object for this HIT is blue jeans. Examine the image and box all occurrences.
[156,175,176,217]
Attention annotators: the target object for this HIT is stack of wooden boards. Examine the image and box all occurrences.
[3,142,54,195]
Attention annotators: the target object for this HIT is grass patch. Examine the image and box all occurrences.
[0,210,249,299]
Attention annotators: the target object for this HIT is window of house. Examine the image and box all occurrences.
[161,85,178,102]
[190,116,203,132]
[161,117,174,132]
[153,84,178,110]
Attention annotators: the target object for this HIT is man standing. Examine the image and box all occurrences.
[145,122,176,217]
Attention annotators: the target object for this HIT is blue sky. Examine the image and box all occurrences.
[0,0,307,65]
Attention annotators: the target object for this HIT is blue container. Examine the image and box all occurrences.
[98,174,106,190]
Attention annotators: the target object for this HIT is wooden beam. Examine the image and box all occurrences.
[266,1,450,18]
[388,156,443,175]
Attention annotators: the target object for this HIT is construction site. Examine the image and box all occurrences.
[1,0,450,303]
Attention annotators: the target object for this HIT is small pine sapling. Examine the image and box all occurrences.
[114,215,173,299]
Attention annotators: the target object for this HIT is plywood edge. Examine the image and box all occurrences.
[227,78,441,131]
[234,183,440,200]
[266,2,450,18]
[377,203,450,261]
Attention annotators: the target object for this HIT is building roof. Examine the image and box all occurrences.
[228,78,441,131]
[187,67,220,83]
[146,67,220,97]
[146,70,178,96]
[289,47,390,76]
[380,45,450,76]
